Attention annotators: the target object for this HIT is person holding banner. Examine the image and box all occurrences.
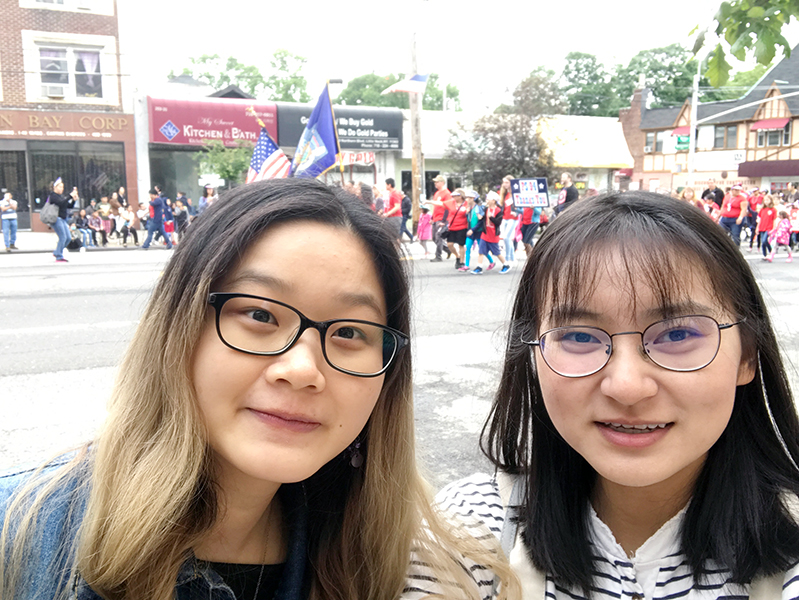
[499,176,519,265]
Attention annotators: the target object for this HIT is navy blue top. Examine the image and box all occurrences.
[0,454,311,600]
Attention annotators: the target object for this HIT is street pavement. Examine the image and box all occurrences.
[1,235,798,490]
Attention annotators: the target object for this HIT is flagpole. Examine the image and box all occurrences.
[246,106,267,129]
[410,32,423,232]
[324,80,346,185]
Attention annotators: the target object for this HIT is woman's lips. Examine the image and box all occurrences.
[248,408,321,433]
[596,421,674,448]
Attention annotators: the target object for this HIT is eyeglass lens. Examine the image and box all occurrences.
[216,295,397,375]
[538,315,722,377]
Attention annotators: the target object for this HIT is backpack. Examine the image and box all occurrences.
[401,195,412,217]
[489,207,504,229]
[40,201,59,226]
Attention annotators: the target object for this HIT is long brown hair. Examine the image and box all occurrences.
[2,179,517,600]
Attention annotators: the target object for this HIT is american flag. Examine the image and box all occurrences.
[246,128,291,182]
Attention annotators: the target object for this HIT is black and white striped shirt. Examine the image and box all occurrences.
[436,473,799,600]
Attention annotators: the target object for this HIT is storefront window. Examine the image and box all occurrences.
[30,141,124,209]
[0,151,30,228]
[30,143,78,209]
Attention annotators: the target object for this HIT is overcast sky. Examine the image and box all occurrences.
[118,0,799,112]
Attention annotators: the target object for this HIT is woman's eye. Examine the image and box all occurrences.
[332,325,365,341]
[652,328,700,344]
[244,309,276,325]
[559,330,601,344]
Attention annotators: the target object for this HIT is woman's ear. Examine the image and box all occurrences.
[737,357,756,386]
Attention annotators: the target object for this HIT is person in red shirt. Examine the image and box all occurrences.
[757,194,778,258]
[383,178,403,243]
[718,184,748,247]
[444,189,470,270]
[429,175,452,262]
[745,187,762,252]
[470,191,510,274]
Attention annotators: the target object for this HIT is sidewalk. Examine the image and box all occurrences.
[1,230,163,255]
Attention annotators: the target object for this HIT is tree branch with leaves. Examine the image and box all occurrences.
[693,0,798,86]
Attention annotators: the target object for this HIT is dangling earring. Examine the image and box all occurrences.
[758,351,798,471]
[346,438,364,468]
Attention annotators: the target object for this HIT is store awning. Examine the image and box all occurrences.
[738,160,799,177]
[671,126,690,136]
[616,168,633,177]
[750,118,790,131]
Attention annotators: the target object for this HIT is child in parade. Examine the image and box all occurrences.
[470,192,509,275]
[767,210,793,263]
[416,205,432,257]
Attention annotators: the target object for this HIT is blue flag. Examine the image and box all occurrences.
[290,84,340,179]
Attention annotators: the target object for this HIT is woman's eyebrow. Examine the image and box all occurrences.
[548,306,603,324]
[645,301,717,319]
[334,292,384,317]
[221,272,384,317]
[224,270,291,294]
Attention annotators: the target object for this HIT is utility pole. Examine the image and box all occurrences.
[688,61,700,177]
[409,31,423,231]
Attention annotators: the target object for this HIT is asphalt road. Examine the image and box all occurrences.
[1,246,797,490]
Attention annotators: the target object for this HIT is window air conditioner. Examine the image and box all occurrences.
[644,145,653,153]
[43,85,66,98]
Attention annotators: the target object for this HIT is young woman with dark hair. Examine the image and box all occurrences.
[440,191,798,599]
[1,179,516,600]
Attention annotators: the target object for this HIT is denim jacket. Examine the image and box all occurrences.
[0,455,310,600]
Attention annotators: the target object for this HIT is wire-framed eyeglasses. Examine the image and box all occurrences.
[207,293,409,378]
[522,315,745,378]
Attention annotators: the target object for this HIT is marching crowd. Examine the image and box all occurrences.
[687,180,799,262]
[2,176,798,267]
[360,173,800,272]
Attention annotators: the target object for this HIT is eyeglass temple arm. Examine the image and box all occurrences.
[719,317,747,330]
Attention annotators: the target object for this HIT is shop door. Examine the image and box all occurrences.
[0,151,29,229]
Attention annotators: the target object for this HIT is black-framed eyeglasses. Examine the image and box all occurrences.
[522,315,745,378]
[207,293,409,378]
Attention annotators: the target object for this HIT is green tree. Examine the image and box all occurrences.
[561,53,625,117]
[446,72,558,188]
[195,140,254,188]
[336,73,408,108]
[265,50,311,102]
[692,0,798,86]
[611,44,726,108]
[712,64,770,100]
[335,73,461,110]
[423,74,461,111]
[495,67,565,116]
[173,49,311,102]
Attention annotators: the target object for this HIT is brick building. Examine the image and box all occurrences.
[619,46,798,195]
[0,0,137,231]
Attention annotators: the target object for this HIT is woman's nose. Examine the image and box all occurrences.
[264,329,327,391]
[599,334,658,405]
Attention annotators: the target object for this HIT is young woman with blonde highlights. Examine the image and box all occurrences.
[1,179,516,600]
